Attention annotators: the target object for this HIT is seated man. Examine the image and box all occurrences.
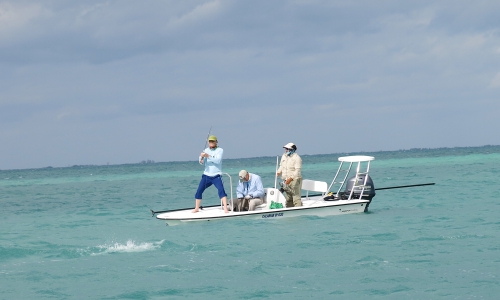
[233,170,265,211]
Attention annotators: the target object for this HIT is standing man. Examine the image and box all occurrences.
[276,142,303,207]
[193,135,229,213]
[233,170,265,211]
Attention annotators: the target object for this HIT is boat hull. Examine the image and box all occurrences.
[156,197,370,226]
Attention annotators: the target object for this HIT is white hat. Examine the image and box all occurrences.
[283,142,295,149]
[239,170,249,181]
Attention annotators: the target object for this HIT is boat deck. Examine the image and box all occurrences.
[156,196,370,225]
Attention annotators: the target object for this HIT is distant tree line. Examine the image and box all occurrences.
[140,160,155,164]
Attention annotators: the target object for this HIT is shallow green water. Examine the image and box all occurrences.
[1,146,500,299]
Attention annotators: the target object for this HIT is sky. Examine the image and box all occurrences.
[1,0,499,170]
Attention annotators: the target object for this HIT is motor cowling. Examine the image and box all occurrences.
[344,174,376,200]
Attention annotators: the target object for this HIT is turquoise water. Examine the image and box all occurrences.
[1,146,500,299]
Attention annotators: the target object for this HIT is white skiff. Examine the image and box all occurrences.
[154,155,378,226]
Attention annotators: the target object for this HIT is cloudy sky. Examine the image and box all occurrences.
[1,0,499,170]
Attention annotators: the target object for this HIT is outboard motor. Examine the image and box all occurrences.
[344,174,376,201]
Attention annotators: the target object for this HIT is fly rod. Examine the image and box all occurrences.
[274,156,279,189]
[203,126,212,150]
[374,182,435,191]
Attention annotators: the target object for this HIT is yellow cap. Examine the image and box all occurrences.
[208,135,217,141]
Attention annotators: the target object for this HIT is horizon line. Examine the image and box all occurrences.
[1,144,499,172]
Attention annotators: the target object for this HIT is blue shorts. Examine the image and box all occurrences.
[195,174,227,199]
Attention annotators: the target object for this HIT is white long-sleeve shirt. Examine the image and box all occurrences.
[236,173,265,199]
[199,147,223,176]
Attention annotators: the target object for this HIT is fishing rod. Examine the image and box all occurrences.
[375,182,435,191]
[199,126,213,165]
[203,126,212,150]
[274,156,278,189]
[302,183,435,198]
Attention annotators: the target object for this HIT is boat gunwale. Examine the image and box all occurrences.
[155,198,370,221]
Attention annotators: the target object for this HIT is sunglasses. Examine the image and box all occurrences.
[284,148,291,151]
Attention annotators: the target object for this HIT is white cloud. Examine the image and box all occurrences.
[1,1,500,169]
[166,0,225,30]
[0,2,44,42]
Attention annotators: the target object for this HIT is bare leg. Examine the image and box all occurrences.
[221,196,229,213]
[192,199,202,213]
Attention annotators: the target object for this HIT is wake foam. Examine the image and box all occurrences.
[90,239,164,256]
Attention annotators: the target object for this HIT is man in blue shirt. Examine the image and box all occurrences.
[193,135,228,213]
[233,170,265,211]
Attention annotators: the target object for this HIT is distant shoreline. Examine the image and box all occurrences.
[1,144,499,172]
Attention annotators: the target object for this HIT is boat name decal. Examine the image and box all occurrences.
[262,213,284,218]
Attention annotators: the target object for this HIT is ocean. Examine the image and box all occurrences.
[1,146,499,299]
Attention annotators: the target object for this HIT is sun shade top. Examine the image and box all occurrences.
[338,155,375,162]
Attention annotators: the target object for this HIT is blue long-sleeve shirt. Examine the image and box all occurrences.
[199,147,223,176]
[236,173,265,199]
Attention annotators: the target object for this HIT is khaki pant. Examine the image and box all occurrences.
[231,197,264,211]
[282,177,302,207]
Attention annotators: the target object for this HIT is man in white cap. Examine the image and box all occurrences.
[276,142,303,207]
[232,170,265,211]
